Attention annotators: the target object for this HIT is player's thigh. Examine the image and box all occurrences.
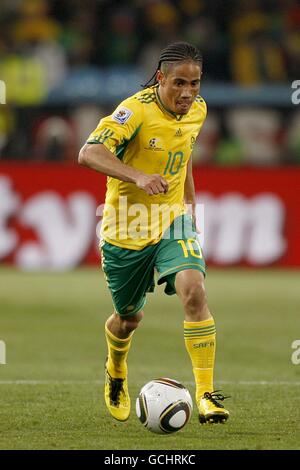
[155,214,206,295]
[101,241,156,316]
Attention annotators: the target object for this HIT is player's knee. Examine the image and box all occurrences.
[120,310,144,335]
[182,279,207,315]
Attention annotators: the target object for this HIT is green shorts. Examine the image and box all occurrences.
[100,214,206,316]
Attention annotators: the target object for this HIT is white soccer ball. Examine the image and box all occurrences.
[136,378,193,434]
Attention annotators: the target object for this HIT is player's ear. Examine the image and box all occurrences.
[156,70,164,86]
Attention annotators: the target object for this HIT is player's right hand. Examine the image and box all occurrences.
[135,174,169,195]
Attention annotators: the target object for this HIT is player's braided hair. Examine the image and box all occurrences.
[143,42,202,88]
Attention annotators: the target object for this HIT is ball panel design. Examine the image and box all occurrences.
[136,378,193,435]
[154,378,186,389]
[136,394,148,425]
[159,400,191,433]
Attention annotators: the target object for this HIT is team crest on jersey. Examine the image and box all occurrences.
[112,107,133,125]
[145,137,164,151]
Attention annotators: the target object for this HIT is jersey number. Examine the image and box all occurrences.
[164,151,184,175]
[178,238,203,259]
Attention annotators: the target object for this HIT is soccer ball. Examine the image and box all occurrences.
[149,138,156,147]
[136,378,193,434]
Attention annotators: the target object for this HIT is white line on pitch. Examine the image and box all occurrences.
[0,380,102,385]
[0,380,299,386]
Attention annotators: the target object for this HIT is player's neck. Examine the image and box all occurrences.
[156,87,178,118]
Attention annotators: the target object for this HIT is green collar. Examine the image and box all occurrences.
[154,87,183,121]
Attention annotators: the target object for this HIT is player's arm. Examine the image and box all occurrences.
[78,143,168,196]
[184,156,197,230]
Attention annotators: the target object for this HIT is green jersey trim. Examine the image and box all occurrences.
[115,123,143,160]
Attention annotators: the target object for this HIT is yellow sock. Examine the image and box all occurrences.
[105,322,133,379]
[184,318,216,400]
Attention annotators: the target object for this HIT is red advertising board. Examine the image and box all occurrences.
[0,164,299,269]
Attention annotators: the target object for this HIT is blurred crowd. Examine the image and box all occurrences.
[0,0,299,164]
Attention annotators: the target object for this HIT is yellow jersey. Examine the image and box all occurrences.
[87,85,207,250]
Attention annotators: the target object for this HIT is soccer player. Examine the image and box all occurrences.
[79,42,229,424]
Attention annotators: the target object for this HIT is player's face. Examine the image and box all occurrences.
[157,62,202,115]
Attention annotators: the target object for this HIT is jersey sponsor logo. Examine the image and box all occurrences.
[145,137,165,151]
[112,107,133,125]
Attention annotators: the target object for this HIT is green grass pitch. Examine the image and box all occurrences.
[0,267,299,450]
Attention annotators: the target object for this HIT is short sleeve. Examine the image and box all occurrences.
[86,97,143,154]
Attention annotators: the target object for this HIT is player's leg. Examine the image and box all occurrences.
[105,310,144,378]
[175,269,229,423]
[156,214,229,423]
[101,240,156,421]
[104,310,143,422]
[175,269,214,396]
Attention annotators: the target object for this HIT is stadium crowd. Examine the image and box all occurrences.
[0,0,299,164]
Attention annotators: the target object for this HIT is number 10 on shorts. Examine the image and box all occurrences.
[178,238,203,258]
